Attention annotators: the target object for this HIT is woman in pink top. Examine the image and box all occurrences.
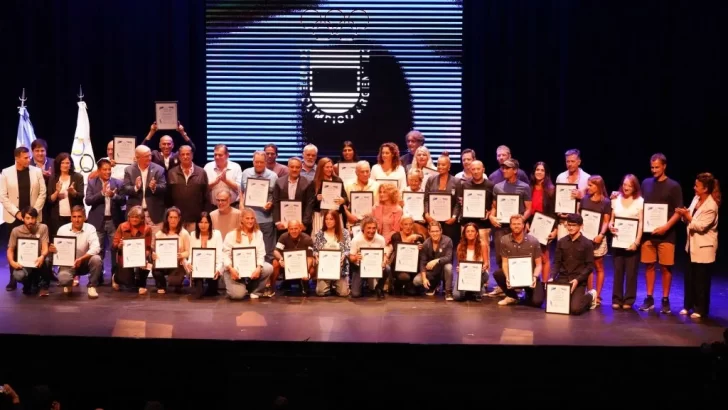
[372,183,403,244]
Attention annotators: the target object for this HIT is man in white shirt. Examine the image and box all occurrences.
[300,144,318,181]
[205,144,243,208]
[344,161,379,225]
[49,206,102,298]
[349,216,390,299]
[554,148,591,239]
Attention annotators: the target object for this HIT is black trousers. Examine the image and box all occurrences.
[116,268,151,288]
[350,264,391,298]
[192,277,220,298]
[553,276,593,315]
[492,270,545,307]
[152,267,186,290]
[684,262,713,316]
[612,249,639,305]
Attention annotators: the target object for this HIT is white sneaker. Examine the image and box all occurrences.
[588,289,598,310]
[87,287,98,299]
[498,296,517,306]
[487,286,504,298]
[63,286,70,294]
[249,293,260,299]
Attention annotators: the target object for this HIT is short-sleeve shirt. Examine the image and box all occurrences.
[640,177,683,244]
[493,180,532,218]
[9,223,50,250]
[275,232,314,257]
[580,195,612,217]
[499,233,541,266]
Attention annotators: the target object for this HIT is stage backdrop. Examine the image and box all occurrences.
[205,0,463,162]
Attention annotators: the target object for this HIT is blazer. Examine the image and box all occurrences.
[418,235,454,273]
[272,176,316,227]
[143,139,197,172]
[685,195,719,264]
[46,172,86,219]
[424,173,461,220]
[121,162,167,223]
[0,165,47,223]
[85,177,125,229]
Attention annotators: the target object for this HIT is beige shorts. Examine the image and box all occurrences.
[640,240,675,266]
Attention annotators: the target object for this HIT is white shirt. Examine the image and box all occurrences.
[612,195,644,219]
[58,177,71,217]
[287,177,299,200]
[56,223,101,257]
[204,161,243,205]
[138,166,149,209]
[100,178,112,216]
[187,229,224,274]
[222,229,266,269]
[349,232,386,266]
[371,164,407,192]
[555,168,591,192]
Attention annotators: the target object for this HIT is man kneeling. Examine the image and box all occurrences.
[493,214,544,307]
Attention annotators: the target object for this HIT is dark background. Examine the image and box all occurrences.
[1,0,726,257]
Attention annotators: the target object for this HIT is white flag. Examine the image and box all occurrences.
[70,101,96,213]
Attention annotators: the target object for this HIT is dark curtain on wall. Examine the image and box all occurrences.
[0,0,206,169]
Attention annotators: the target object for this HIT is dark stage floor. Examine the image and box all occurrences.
[1,253,726,346]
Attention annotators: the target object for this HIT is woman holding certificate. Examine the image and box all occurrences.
[186,212,223,299]
[609,174,643,309]
[371,143,408,193]
[112,206,153,295]
[676,172,720,318]
[388,215,425,295]
[311,158,347,234]
[312,210,351,297]
[578,176,612,306]
[424,152,461,246]
[402,168,428,239]
[152,207,190,294]
[333,141,359,183]
[526,162,557,282]
[222,208,273,300]
[371,183,403,244]
[405,145,436,183]
[453,223,489,302]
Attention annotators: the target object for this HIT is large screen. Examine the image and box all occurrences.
[206,0,463,163]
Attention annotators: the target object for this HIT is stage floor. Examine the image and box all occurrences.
[1,255,726,347]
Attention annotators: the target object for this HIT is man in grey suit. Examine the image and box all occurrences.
[272,157,315,233]
[120,145,167,233]
[86,159,125,284]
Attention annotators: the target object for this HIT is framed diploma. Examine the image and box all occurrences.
[52,236,77,267]
[507,257,533,288]
[643,203,668,233]
[580,209,602,240]
[555,183,578,214]
[244,178,271,208]
[279,200,302,225]
[320,181,343,210]
[359,247,384,278]
[394,243,419,273]
[16,238,40,267]
[428,193,452,222]
[122,238,147,268]
[457,261,483,292]
[154,238,179,269]
[350,191,374,217]
[422,167,437,181]
[462,189,488,219]
[402,191,425,221]
[546,283,571,315]
[376,178,400,189]
[496,194,520,224]
[112,135,137,165]
[612,217,639,249]
[350,224,362,238]
[337,163,357,184]
[191,248,217,279]
[232,247,257,278]
[317,249,342,280]
[155,101,178,130]
[283,249,308,280]
[529,212,556,245]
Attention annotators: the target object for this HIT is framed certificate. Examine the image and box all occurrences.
[394,243,419,273]
[350,191,374,217]
[337,163,357,184]
[529,212,556,245]
[122,238,147,268]
[402,191,425,221]
[16,238,40,267]
[244,178,271,208]
[422,167,437,181]
[350,224,361,238]
[359,247,384,278]
[279,200,302,225]
[376,178,400,189]
[191,248,217,279]
[612,217,639,249]
[462,189,488,219]
[496,194,520,223]
[555,183,578,214]
[155,101,178,130]
[320,181,343,210]
[154,238,179,269]
[283,249,308,280]
[643,203,668,233]
[232,246,257,278]
[317,249,342,280]
[112,135,137,165]
[428,193,452,222]
[457,261,483,292]
[53,236,77,267]
[546,283,571,314]
[580,209,602,240]
[507,257,533,288]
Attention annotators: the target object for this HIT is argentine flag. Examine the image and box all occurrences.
[16,106,37,148]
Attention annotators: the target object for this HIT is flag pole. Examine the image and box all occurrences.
[77,85,84,101]
[18,88,26,108]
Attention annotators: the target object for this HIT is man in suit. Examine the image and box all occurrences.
[166,145,208,233]
[86,159,125,285]
[30,139,54,181]
[413,221,454,297]
[121,145,167,234]
[142,121,197,173]
[272,157,315,233]
[0,147,47,291]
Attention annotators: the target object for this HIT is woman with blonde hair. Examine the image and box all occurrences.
[371,183,403,244]
[221,208,273,300]
[388,214,425,295]
[609,174,643,309]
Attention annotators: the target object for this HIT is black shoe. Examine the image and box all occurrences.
[376,289,385,300]
[660,297,671,314]
[639,296,654,311]
[6,278,17,291]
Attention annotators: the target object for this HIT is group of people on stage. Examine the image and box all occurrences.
[0,124,720,318]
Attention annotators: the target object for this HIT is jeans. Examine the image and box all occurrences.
[224,262,273,299]
[13,266,52,291]
[58,255,103,287]
[96,219,118,279]
[413,263,453,293]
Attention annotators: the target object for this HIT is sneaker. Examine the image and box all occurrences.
[39,289,50,297]
[249,293,260,299]
[425,289,436,296]
[660,297,671,314]
[639,296,654,311]
[445,292,454,301]
[690,312,702,319]
[474,293,483,302]
[63,286,71,294]
[486,286,504,298]
[588,289,598,310]
[679,309,689,315]
[87,287,98,299]
[498,296,517,306]
[263,287,275,298]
